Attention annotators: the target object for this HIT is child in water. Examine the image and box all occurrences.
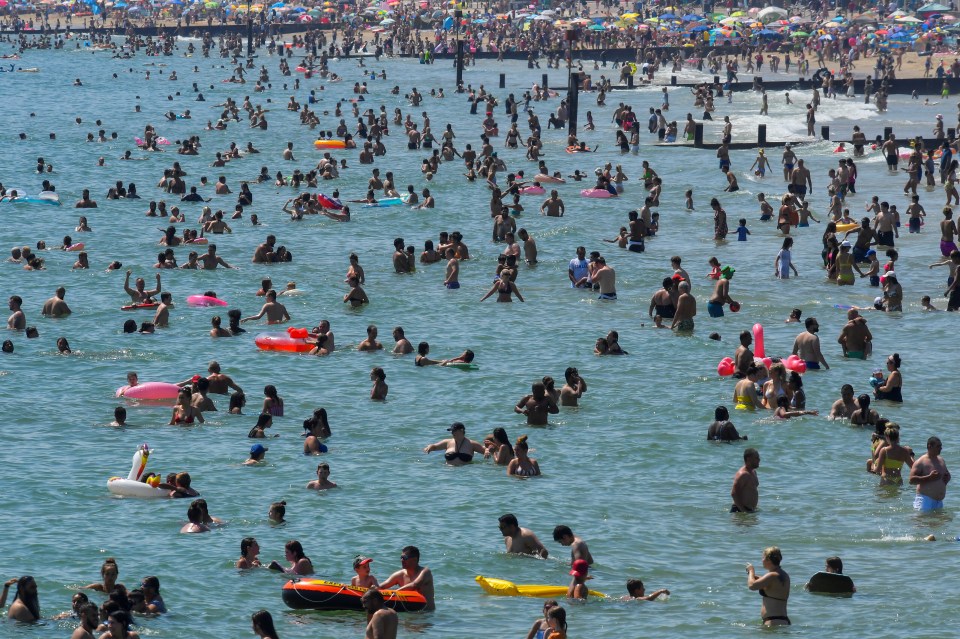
[624,578,670,601]
[350,556,378,588]
[685,189,694,210]
[737,218,751,241]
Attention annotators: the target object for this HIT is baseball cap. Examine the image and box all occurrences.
[250,444,267,455]
[353,555,373,568]
[866,249,876,256]
[840,240,851,248]
[447,422,465,432]
[191,374,202,383]
[569,559,589,578]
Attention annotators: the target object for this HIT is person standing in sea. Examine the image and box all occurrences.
[731,448,760,513]
[910,436,951,512]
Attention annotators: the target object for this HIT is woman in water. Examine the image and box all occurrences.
[415,341,441,366]
[252,609,280,639]
[268,540,313,575]
[248,413,273,438]
[237,537,262,569]
[262,385,284,416]
[180,500,210,534]
[169,388,204,425]
[746,546,790,626]
[268,501,286,524]
[423,422,485,466]
[370,367,388,400]
[484,427,514,466]
[83,558,121,593]
[874,353,903,402]
[228,390,246,414]
[850,394,881,426]
[872,425,914,484]
[761,363,790,410]
[525,600,559,639]
[480,276,525,303]
[101,610,140,639]
[303,408,331,454]
[507,435,541,477]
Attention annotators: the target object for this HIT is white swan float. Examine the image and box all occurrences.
[107,444,169,499]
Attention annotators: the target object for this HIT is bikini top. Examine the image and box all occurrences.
[444,439,472,463]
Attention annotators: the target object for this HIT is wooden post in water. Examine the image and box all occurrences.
[883,126,893,139]
[757,124,766,147]
[694,123,704,148]
[542,73,548,90]
[671,75,677,86]
[499,73,505,89]
[821,126,830,141]
[627,74,634,88]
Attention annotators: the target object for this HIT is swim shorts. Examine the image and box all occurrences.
[719,159,730,170]
[673,319,694,332]
[627,240,644,253]
[877,231,894,246]
[793,185,807,197]
[845,351,865,359]
[914,493,944,512]
[940,240,958,256]
[598,292,617,300]
[445,282,460,289]
[707,302,724,318]
[804,361,820,370]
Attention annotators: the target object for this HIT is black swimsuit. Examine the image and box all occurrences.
[444,439,472,464]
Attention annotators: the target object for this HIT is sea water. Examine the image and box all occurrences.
[0,42,958,639]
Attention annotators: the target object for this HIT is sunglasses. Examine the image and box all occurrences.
[400,555,411,561]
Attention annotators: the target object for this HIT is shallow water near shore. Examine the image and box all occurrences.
[2,41,960,639]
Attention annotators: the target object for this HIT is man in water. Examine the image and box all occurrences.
[498,513,548,557]
[205,361,242,394]
[199,244,234,269]
[837,309,872,359]
[559,367,587,407]
[791,317,829,370]
[789,158,812,199]
[240,290,290,325]
[910,436,951,511]
[733,330,754,377]
[731,448,760,513]
[392,327,413,354]
[568,246,590,288]
[41,286,72,317]
[7,295,25,329]
[443,248,459,289]
[708,267,737,318]
[71,603,99,639]
[124,270,161,303]
[671,281,696,332]
[553,525,594,566]
[594,256,616,300]
[378,546,435,611]
[361,589,398,639]
[153,292,173,327]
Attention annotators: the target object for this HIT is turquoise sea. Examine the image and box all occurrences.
[2,39,960,638]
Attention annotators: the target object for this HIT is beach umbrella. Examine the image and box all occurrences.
[730,10,744,16]
[819,33,833,40]
[691,23,710,31]
[681,13,701,21]
[897,16,922,22]
[588,23,604,30]
[790,30,808,36]
[269,1,281,6]
[659,12,676,19]
[539,8,554,14]
[379,17,393,24]
[307,8,320,16]
[719,16,738,25]
[298,13,312,21]
[944,14,957,20]
[875,28,888,34]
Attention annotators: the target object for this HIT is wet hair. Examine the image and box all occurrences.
[626,579,644,596]
[714,406,729,421]
[498,513,518,527]
[229,391,246,411]
[490,427,513,454]
[515,434,530,452]
[240,537,257,555]
[841,383,854,397]
[269,501,286,521]
[857,394,871,409]
[553,525,573,541]
[888,353,902,369]
[101,558,119,577]
[285,540,306,560]
[401,545,420,560]
[825,556,843,573]
[546,606,567,630]
[789,371,803,390]
[371,367,386,381]
[13,576,39,620]
[361,588,384,606]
